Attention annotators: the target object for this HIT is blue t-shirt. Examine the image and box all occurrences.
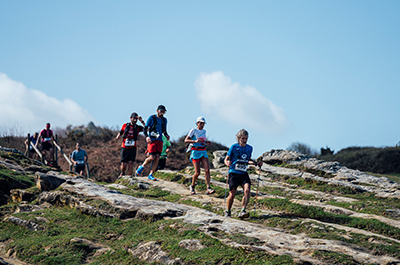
[29,136,38,150]
[146,115,167,141]
[71,149,87,165]
[227,143,253,174]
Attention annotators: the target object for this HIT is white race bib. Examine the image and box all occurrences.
[150,131,160,138]
[125,139,136,147]
[44,137,51,142]
[234,162,248,172]
[77,160,85,165]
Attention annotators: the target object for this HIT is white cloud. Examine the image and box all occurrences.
[0,72,97,135]
[195,71,288,133]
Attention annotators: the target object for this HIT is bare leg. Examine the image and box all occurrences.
[227,188,237,211]
[149,155,160,174]
[241,183,251,210]
[200,157,211,187]
[126,161,134,175]
[121,162,127,175]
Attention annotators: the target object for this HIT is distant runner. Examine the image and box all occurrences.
[136,105,170,181]
[70,143,88,176]
[184,116,214,195]
[224,129,262,219]
[25,132,39,158]
[116,112,145,177]
[36,123,55,164]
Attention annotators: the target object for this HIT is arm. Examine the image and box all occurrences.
[249,159,263,167]
[224,155,232,167]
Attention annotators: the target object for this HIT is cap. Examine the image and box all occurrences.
[196,116,206,124]
[157,105,167,112]
[130,112,138,118]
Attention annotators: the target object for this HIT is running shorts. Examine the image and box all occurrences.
[121,147,137,163]
[41,142,52,151]
[147,140,163,155]
[157,158,166,170]
[75,164,85,173]
[228,172,251,191]
[190,149,208,162]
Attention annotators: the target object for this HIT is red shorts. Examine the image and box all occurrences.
[147,140,163,155]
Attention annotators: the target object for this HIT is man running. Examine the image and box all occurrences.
[136,105,170,181]
[36,123,55,164]
[25,132,39,159]
[224,129,263,219]
[116,112,145,177]
[70,143,88,176]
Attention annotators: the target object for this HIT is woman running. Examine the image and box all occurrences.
[185,116,215,195]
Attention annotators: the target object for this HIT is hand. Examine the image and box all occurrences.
[166,134,170,141]
[225,160,232,167]
[146,137,151,143]
[257,161,263,167]
[138,116,144,123]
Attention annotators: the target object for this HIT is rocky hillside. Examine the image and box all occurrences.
[1,147,400,264]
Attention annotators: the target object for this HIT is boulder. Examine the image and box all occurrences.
[10,189,35,203]
[35,172,66,191]
[212,150,227,169]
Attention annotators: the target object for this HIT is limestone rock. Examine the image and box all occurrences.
[260,149,310,165]
[178,239,205,251]
[35,172,66,191]
[10,189,35,203]
[15,203,43,213]
[5,216,42,231]
[212,151,227,169]
[38,191,79,207]
[128,241,182,265]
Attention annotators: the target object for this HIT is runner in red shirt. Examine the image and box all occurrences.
[116,112,145,177]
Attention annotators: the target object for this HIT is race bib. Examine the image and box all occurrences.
[150,131,160,138]
[76,160,85,165]
[234,162,248,172]
[44,137,51,142]
[125,139,136,147]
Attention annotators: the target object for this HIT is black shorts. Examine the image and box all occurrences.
[75,164,85,173]
[41,142,52,151]
[157,158,166,170]
[121,147,137,163]
[228,172,251,191]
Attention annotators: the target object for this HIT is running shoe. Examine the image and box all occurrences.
[238,209,250,219]
[148,173,156,181]
[224,210,231,218]
[135,166,144,176]
[189,185,196,195]
[206,187,215,194]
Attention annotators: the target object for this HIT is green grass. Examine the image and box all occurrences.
[0,206,296,265]
[257,198,400,240]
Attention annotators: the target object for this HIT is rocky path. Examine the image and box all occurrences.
[33,169,400,264]
[3,149,400,264]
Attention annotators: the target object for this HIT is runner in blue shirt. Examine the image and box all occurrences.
[71,143,88,176]
[224,129,262,219]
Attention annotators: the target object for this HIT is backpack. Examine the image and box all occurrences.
[149,114,166,135]
[122,123,139,140]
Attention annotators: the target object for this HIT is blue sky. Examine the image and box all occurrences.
[1,1,399,157]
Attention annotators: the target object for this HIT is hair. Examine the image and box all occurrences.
[236,129,249,142]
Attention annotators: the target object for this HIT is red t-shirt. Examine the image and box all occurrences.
[120,123,143,149]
